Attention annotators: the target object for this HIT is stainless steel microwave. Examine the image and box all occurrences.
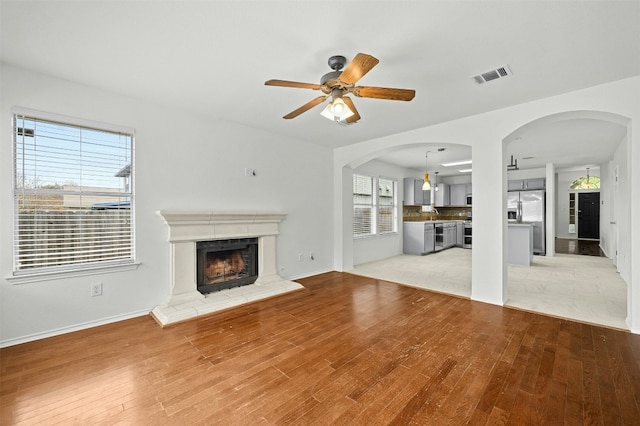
[466,194,472,205]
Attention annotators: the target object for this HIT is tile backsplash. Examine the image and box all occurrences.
[403,205,472,221]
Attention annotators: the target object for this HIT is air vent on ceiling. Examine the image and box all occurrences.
[472,65,513,85]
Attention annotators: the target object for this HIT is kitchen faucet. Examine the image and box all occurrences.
[430,206,439,220]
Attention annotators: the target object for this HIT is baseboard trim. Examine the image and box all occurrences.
[285,268,333,281]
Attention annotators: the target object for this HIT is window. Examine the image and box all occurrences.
[377,177,396,234]
[353,174,397,237]
[569,174,600,190]
[13,110,135,274]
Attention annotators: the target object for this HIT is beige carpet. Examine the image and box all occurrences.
[351,248,627,330]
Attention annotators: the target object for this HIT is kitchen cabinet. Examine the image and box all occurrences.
[403,178,430,205]
[434,183,450,207]
[403,222,435,255]
[508,178,546,191]
[445,224,456,248]
[450,184,467,206]
[508,180,524,191]
[405,221,459,255]
[524,178,545,190]
[435,221,456,250]
[456,221,463,247]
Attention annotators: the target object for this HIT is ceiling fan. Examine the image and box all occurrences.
[265,53,416,123]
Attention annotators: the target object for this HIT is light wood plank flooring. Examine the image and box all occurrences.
[2,272,639,424]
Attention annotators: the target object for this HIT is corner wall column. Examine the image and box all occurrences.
[471,139,508,305]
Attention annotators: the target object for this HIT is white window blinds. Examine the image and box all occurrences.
[378,178,397,234]
[353,174,397,237]
[13,112,135,274]
[353,174,374,236]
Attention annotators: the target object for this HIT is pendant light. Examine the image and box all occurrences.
[434,171,439,191]
[422,151,431,190]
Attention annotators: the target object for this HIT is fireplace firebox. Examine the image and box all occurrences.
[196,238,258,294]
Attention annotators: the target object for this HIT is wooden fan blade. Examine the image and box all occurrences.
[338,53,379,84]
[283,95,328,119]
[265,79,321,90]
[353,86,416,101]
[342,96,361,123]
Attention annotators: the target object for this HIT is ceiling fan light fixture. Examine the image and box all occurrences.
[330,97,347,115]
[320,97,354,122]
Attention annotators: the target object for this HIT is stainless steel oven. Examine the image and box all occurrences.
[463,222,472,249]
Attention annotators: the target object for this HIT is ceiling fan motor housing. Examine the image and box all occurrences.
[327,55,347,71]
[320,70,342,85]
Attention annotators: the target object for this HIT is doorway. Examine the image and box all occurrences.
[578,192,600,239]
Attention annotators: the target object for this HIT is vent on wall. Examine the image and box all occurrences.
[472,65,513,85]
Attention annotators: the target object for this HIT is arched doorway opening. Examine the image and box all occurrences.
[502,110,630,329]
[339,141,473,273]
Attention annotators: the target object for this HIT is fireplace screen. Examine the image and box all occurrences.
[196,238,258,294]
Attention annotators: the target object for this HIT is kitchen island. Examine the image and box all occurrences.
[508,222,534,266]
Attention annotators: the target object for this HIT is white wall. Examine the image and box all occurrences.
[600,161,612,257]
[0,64,334,346]
[613,130,631,284]
[352,159,406,265]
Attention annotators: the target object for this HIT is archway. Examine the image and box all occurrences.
[335,141,473,273]
[501,110,631,328]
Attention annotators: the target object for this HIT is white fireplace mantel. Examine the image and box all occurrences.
[151,210,304,326]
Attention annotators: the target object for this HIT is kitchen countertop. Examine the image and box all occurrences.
[404,220,464,223]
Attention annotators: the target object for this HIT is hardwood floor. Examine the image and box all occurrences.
[2,272,640,425]
[555,237,605,257]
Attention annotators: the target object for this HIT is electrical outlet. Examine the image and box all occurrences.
[91,282,103,297]
[245,168,257,177]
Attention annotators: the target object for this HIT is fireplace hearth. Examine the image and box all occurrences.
[197,238,258,293]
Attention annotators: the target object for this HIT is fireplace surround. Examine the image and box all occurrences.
[151,211,304,326]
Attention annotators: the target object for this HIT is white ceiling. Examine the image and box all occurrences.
[2,1,639,174]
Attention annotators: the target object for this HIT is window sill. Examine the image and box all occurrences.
[7,262,141,285]
[354,231,399,240]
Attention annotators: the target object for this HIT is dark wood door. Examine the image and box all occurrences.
[578,192,600,239]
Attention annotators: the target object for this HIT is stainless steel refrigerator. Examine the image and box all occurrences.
[507,190,546,255]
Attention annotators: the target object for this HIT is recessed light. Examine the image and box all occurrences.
[458,168,472,173]
[442,160,472,167]
[522,156,534,160]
